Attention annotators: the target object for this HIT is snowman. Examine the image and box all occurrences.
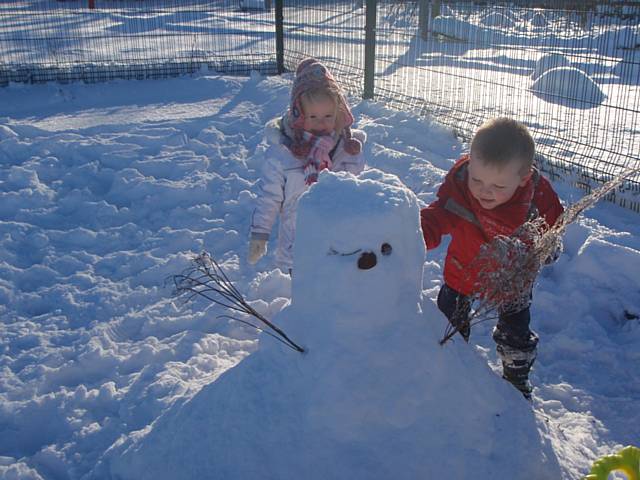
[102,169,561,480]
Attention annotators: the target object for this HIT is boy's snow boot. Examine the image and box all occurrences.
[502,364,533,400]
[493,328,538,400]
[496,343,537,400]
[458,322,470,342]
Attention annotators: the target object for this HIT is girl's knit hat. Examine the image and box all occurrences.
[285,58,362,158]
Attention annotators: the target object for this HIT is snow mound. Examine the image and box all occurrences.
[480,11,516,28]
[531,53,571,80]
[530,12,548,28]
[100,170,561,480]
[491,8,519,22]
[567,237,640,318]
[531,67,606,106]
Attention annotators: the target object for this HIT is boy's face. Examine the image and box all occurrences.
[467,154,531,210]
[301,95,338,136]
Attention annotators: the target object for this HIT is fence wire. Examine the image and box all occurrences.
[280,0,365,94]
[0,0,278,83]
[1,0,639,210]
[368,1,640,210]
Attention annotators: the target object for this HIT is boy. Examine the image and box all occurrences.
[421,117,563,399]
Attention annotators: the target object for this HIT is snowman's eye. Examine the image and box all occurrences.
[381,243,392,256]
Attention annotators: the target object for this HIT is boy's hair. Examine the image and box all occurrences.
[470,117,535,175]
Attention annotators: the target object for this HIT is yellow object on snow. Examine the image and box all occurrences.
[585,445,640,480]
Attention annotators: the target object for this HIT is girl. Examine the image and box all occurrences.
[248,58,367,271]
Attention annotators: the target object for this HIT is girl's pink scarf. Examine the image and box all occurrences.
[300,131,337,185]
[280,115,361,183]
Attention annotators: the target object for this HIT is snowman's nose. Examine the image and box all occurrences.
[357,251,377,270]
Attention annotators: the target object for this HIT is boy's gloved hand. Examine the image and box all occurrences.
[248,238,267,264]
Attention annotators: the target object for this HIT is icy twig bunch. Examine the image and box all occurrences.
[172,252,304,353]
[440,165,640,345]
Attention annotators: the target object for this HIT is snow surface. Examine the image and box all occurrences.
[1,72,639,480]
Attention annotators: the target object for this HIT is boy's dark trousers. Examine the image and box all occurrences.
[437,284,539,398]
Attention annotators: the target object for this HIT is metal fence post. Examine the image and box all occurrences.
[419,0,440,39]
[418,0,428,39]
[363,0,377,99]
[432,0,440,18]
[275,0,284,74]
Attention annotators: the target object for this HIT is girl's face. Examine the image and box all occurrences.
[301,95,338,136]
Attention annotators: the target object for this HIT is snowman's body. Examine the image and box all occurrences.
[105,170,561,480]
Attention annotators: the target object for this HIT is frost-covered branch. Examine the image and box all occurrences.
[172,252,305,353]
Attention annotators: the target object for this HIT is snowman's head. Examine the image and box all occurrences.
[292,170,425,318]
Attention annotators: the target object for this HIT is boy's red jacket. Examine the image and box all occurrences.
[420,155,564,296]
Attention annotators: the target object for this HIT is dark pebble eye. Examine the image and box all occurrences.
[358,252,377,270]
[381,243,392,256]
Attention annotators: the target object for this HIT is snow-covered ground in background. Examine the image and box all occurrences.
[1,72,639,479]
[2,2,639,184]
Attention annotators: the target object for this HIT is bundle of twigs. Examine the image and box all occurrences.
[440,165,640,345]
[172,252,304,353]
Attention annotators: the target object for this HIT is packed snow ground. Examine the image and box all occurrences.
[1,72,639,479]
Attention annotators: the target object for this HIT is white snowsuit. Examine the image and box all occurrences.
[250,118,366,270]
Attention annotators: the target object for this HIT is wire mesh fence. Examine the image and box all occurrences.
[279,0,366,94]
[367,0,640,211]
[0,0,278,83]
[1,0,639,210]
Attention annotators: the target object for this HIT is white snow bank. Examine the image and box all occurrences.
[431,16,480,42]
[531,66,606,106]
